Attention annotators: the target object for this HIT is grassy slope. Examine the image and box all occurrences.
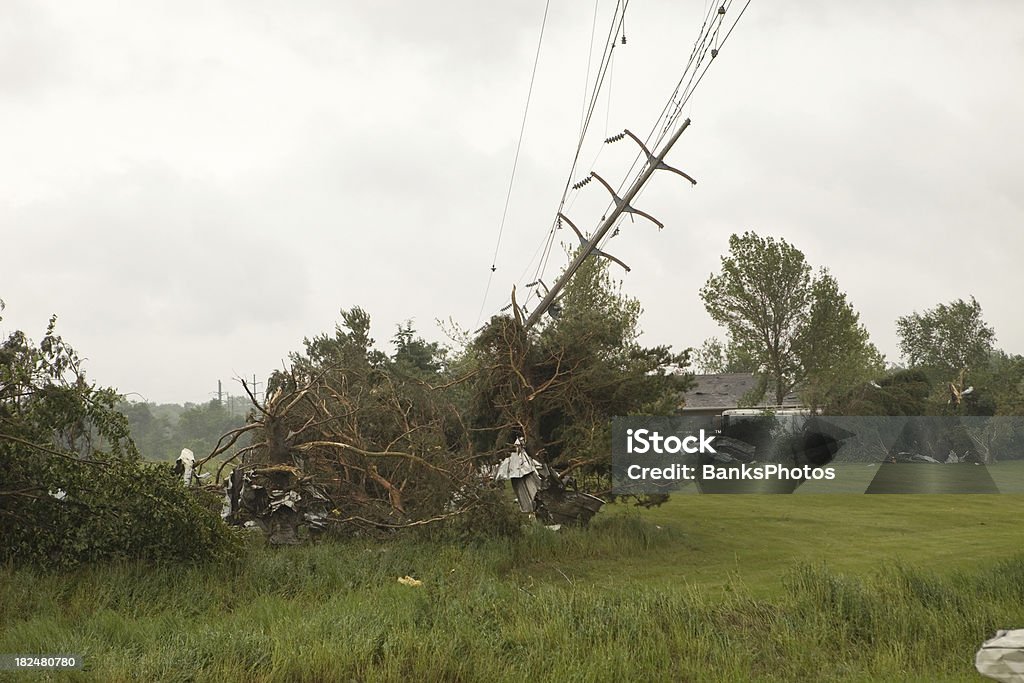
[2,495,1023,682]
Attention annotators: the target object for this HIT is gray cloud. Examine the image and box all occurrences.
[0,2,69,97]
[2,0,1023,402]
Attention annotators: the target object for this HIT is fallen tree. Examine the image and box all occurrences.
[201,309,522,541]
[205,258,692,542]
[0,301,237,568]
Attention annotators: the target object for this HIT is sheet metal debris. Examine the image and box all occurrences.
[976,629,1024,682]
[492,438,604,526]
[221,464,331,545]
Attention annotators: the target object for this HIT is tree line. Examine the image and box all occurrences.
[119,398,248,462]
[695,231,1020,416]
[2,229,1021,566]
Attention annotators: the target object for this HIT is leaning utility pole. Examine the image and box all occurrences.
[522,118,693,329]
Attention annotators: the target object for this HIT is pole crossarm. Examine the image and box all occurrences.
[522,118,692,329]
[558,213,631,272]
[606,129,698,186]
[589,172,664,231]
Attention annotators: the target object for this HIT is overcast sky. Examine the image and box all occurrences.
[2,1,1022,404]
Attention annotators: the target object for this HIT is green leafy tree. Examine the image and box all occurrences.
[694,337,758,374]
[828,369,933,416]
[119,400,175,460]
[392,321,445,379]
[296,306,389,377]
[175,400,246,458]
[896,296,995,376]
[0,301,237,567]
[700,232,811,404]
[700,232,882,408]
[986,352,1024,415]
[948,350,1024,417]
[796,271,885,410]
[470,257,692,480]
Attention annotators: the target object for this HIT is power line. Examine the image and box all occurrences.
[482,1,628,325]
[489,1,753,326]
[594,0,752,258]
[528,1,630,298]
[542,1,753,284]
[475,0,553,328]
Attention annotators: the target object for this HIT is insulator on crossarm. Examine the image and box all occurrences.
[604,132,626,144]
[572,176,593,190]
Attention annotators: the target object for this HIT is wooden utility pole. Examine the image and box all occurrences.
[523,118,692,329]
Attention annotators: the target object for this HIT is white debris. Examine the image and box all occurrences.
[268,490,302,511]
[492,438,547,513]
[976,629,1024,682]
[174,448,196,486]
[493,438,543,481]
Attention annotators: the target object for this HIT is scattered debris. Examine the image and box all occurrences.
[173,448,195,486]
[976,629,1024,682]
[492,438,546,513]
[397,576,423,587]
[492,438,604,526]
[946,449,969,463]
[221,464,331,545]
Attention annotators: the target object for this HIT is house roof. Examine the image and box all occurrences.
[682,373,802,411]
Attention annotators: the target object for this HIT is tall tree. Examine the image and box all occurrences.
[700,232,882,406]
[796,270,885,410]
[896,296,995,376]
[700,232,811,404]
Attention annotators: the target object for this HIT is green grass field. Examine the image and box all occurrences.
[2,495,1023,682]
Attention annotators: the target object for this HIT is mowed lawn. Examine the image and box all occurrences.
[2,494,1023,682]
[583,493,1024,597]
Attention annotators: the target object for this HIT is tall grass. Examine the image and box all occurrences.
[1,513,1021,681]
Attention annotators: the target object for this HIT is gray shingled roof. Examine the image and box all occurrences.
[682,373,802,411]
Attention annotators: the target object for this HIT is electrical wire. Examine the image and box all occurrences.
[594,0,752,257]
[486,0,752,326]
[475,0,553,328]
[529,1,629,293]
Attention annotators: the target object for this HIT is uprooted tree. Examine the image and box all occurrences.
[209,256,692,539]
[205,307,523,540]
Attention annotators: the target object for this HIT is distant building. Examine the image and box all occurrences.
[680,373,802,417]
